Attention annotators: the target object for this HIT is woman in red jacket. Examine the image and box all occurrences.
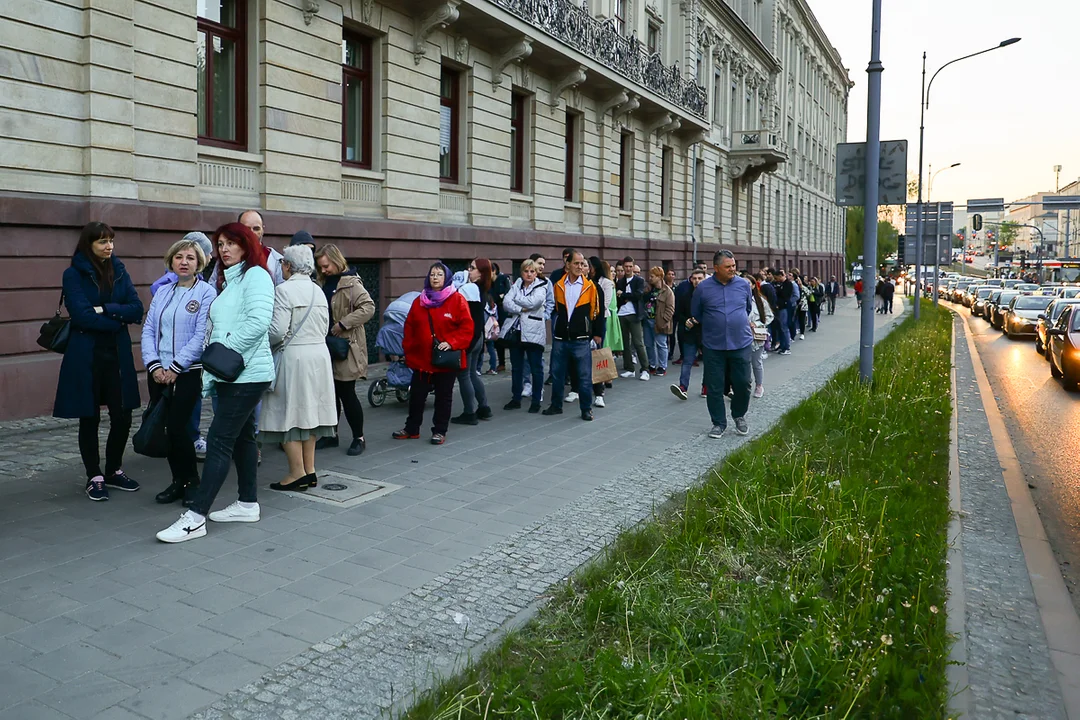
[395,262,474,445]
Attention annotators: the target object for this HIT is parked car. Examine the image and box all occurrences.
[962,284,984,307]
[1036,298,1080,355]
[1057,287,1080,299]
[983,278,1004,289]
[952,281,974,303]
[988,290,1021,329]
[972,287,995,317]
[1002,294,1053,338]
[1047,304,1080,389]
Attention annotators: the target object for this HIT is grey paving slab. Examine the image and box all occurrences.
[9,616,97,655]
[241,590,316,621]
[0,700,74,720]
[179,585,255,614]
[60,600,145,632]
[340,578,412,606]
[178,651,268,695]
[198,607,279,640]
[119,677,217,720]
[84,620,173,658]
[0,664,60,710]
[279,575,351,601]
[36,671,136,719]
[0,637,42,667]
[98,647,192,691]
[269,610,347,644]
[150,627,237,664]
[227,629,310,668]
[25,641,119,684]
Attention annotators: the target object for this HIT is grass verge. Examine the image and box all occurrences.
[404,303,954,719]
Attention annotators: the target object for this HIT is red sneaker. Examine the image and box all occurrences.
[392,430,420,440]
[700,386,707,397]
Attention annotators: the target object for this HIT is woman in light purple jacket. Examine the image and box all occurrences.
[142,237,217,506]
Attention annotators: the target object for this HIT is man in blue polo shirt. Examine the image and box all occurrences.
[689,249,753,438]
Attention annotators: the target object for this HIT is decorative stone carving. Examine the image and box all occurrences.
[491,0,707,118]
[700,26,715,48]
[550,66,587,113]
[614,93,640,123]
[491,37,533,88]
[645,112,672,139]
[302,0,319,25]
[655,117,681,144]
[414,1,460,65]
[454,36,470,63]
[729,156,767,181]
[360,0,374,24]
[597,90,629,129]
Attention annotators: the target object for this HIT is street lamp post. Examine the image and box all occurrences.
[857,0,884,384]
[929,162,961,287]
[913,38,1021,318]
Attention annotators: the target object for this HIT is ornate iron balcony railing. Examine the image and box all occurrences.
[490,0,708,119]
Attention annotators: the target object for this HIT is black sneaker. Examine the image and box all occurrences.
[476,406,493,420]
[541,406,563,416]
[86,476,109,502]
[450,412,478,426]
[581,410,593,421]
[104,470,140,492]
[528,403,541,414]
[503,400,521,410]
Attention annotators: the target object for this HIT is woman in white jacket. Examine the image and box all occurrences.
[749,276,774,399]
[500,259,549,412]
[259,246,338,491]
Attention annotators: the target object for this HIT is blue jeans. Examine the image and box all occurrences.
[679,339,698,390]
[549,339,592,413]
[787,304,798,340]
[642,319,669,371]
[484,339,498,371]
[189,381,269,516]
[510,343,544,404]
[702,346,752,428]
[456,339,488,414]
[776,308,791,352]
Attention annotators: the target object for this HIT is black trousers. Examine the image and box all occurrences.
[405,370,456,436]
[334,379,365,439]
[148,371,202,485]
[78,358,132,479]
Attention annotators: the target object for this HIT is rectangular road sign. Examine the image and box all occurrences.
[966,197,1005,213]
[835,140,908,207]
[1042,196,1080,210]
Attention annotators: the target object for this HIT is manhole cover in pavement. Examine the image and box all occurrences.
[294,471,400,508]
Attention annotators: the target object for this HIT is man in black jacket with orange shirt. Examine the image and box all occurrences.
[543,250,604,421]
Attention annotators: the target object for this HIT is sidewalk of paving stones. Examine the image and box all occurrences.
[0,295,1040,720]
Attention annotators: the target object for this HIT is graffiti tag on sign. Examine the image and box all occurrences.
[834,140,908,207]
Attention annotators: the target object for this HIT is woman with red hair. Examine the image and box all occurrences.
[157,222,275,544]
[451,257,494,425]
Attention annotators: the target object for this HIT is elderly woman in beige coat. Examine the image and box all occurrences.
[260,245,337,491]
[314,244,376,456]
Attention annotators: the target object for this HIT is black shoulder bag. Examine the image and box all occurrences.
[37,291,71,354]
[428,314,461,370]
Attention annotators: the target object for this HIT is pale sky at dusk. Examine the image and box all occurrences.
[807,0,1080,208]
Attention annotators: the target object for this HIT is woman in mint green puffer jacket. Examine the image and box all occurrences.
[156,222,275,545]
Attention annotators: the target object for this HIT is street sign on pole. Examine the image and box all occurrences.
[905,201,954,266]
[1042,196,1080,210]
[836,139,908,207]
[966,198,1005,213]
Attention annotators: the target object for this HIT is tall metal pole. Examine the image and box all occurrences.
[913,52,927,320]
[858,0,883,384]
[933,201,942,305]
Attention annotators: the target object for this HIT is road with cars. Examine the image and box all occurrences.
[946,286,1080,608]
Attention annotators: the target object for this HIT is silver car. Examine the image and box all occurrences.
[1003,294,1054,338]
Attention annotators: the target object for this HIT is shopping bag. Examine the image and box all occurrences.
[133,387,171,458]
[591,347,619,384]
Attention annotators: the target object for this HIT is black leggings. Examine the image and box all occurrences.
[78,360,132,479]
[148,371,202,485]
[334,379,365,439]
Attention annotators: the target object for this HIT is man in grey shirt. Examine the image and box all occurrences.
[689,250,753,438]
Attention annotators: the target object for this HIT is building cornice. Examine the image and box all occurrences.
[701,0,781,73]
[785,0,849,85]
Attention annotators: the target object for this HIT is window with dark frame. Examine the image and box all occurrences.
[510,92,526,193]
[647,22,660,54]
[439,67,459,183]
[619,131,632,210]
[564,111,577,202]
[613,0,626,35]
[660,145,672,217]
[197,0,246,148]
[342,33,373,168]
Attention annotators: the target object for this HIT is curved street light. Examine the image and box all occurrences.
[913,38,1021,316]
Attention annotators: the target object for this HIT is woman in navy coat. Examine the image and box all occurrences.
[54,222,144,501]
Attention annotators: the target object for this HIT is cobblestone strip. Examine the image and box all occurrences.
[951,315,1065,719]
[192,319,905,720]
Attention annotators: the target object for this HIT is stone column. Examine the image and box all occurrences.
[84,0,138,199]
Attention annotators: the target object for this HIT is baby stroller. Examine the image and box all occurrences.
[368,291,418,407]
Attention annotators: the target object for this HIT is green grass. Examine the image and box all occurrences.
[404,303,954,720]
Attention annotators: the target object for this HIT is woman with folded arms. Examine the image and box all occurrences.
[501,258,549,412]
[141,236,217,506]
[54,222,144,502]
[156,222,274,544]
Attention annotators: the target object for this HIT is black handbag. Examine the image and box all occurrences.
[326,335,350,361]
[428,315,460,370]
[36,291,71,354]
[133,386,170,458]
[201,342,245,382]
[494,323,521,351]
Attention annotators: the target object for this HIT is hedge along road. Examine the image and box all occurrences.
[405,306,954,719]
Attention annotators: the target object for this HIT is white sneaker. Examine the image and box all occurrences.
[208,501,260,523]
[619,371,635,378]
[798,334,806,340]
[753,384,765,398]
[156,511,206,543]
[565,392,579,403]
[522,382,532,398]
[639,371,650,381]
[193,437,207,458]
[593,396,605,408]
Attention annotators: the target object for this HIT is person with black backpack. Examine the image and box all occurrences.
[54,222,144,502]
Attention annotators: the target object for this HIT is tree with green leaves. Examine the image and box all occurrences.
[954,227,966,248]
[997,220,1019,249]
[845,206,899,267]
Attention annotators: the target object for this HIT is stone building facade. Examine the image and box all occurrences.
[0,0,849,419]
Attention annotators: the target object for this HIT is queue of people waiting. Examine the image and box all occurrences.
[51,216,842,545]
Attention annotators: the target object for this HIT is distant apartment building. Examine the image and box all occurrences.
[0,0,850,418]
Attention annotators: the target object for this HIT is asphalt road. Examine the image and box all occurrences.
[954,300,1080,607]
